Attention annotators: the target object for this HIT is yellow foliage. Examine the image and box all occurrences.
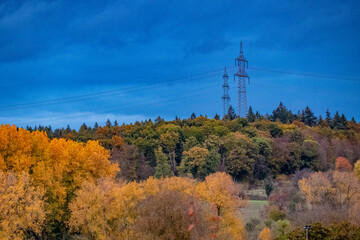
[0,171,46,240]
[217,212,245,240]
[69,178,144,240]
[355,160,360,179]
[0,125,119,228]
[332,171,360,206]
[298,172,334,204]
[160,176,196,195]
[258,227,271,240]
[69,173,246,239]
[196,172,243,215]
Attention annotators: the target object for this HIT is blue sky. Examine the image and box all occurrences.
[0,0,359,129]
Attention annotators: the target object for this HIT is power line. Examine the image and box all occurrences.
[11,82,220,126]
[248,66,360,82]
[0,68,225,112]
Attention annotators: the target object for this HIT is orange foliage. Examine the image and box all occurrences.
[0,171,46,240]
[335,157,353,172]
[0,124,119,228]
[258,227,271,240]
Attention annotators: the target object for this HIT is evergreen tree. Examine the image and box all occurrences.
[226,105,237,120]
[271,102,292,123]
[66,125,71,133]
[351,117,356,123]
[340,114,348,129]
[255,111,261,120]
[114,120,119,126]
[190,113,196,119]
[247,106,256,122]
[303,106,317,126]
[317,115,326,126]
[214,113,220,120]
[154,147,172,178]
[155,116,164,124]
[325,109,332,125]
[105,119,112,127]
[93,122,99,129]
[331,111,347,129]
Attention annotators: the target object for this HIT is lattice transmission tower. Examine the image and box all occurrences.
[221,66,230,117]
[234,41,250,117]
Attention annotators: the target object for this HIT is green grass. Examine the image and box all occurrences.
[240,200,268,223]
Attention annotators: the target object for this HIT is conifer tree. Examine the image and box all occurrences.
[154,147,172,178]
[247,106,256,122]
[331,111,347,129]
[191,113,197,119]
[105,119,112,127]
[271,102,292,123]
[93,122,99,129]
[325,109,332,125]
[351,117,356,123]
[214,113,220,120]
[303,106,317,126]
[226,105,236,120]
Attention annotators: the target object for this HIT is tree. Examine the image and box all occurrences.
[247,106,256,122]
[112,144,139,181]
[132,190,208,240]
[196,172,245,239]
[69,178,143,240]
[332,171,360,208]
[226,146,255,181]
[0,171,46,240]
[159,131,179,175]
[191,113,197,119]
[226,105,237,120]
[325,109,332,125]
[269,124,283,138]
[298,172,334,204]
[105,119,112,127]
[196,172,243,216]
[214,113,220,120]
[271,102,292,123]
[351,117,356,123]
[302,106,317,126]
[331,111,347,129]
[154,147,172,178]
[180,147,209,179]
[335,157,353,172]
[355,160,360,179]
[300,137,320,170]
[258,227,271,240]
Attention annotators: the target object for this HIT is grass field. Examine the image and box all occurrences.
[240,200,268,224]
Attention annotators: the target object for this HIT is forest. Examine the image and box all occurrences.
[1,103,360,239]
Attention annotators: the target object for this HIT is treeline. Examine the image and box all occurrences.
[25,103,360,183]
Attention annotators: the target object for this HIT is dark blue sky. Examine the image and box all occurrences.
[0,0,359,129]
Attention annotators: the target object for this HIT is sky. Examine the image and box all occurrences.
[0,0,359,129]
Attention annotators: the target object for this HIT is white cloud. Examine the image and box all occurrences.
[0,111,150,130]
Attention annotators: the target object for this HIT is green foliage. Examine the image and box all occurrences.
[282,222,360,240]
[154,147,172,178]
[271,102,293,123]
[269,208,286,221]
[269,124,283,138]
[247,106,256,123]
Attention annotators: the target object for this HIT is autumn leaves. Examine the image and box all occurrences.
[0,124,245,239]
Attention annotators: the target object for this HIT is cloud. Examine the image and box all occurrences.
[0,111,149,129]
